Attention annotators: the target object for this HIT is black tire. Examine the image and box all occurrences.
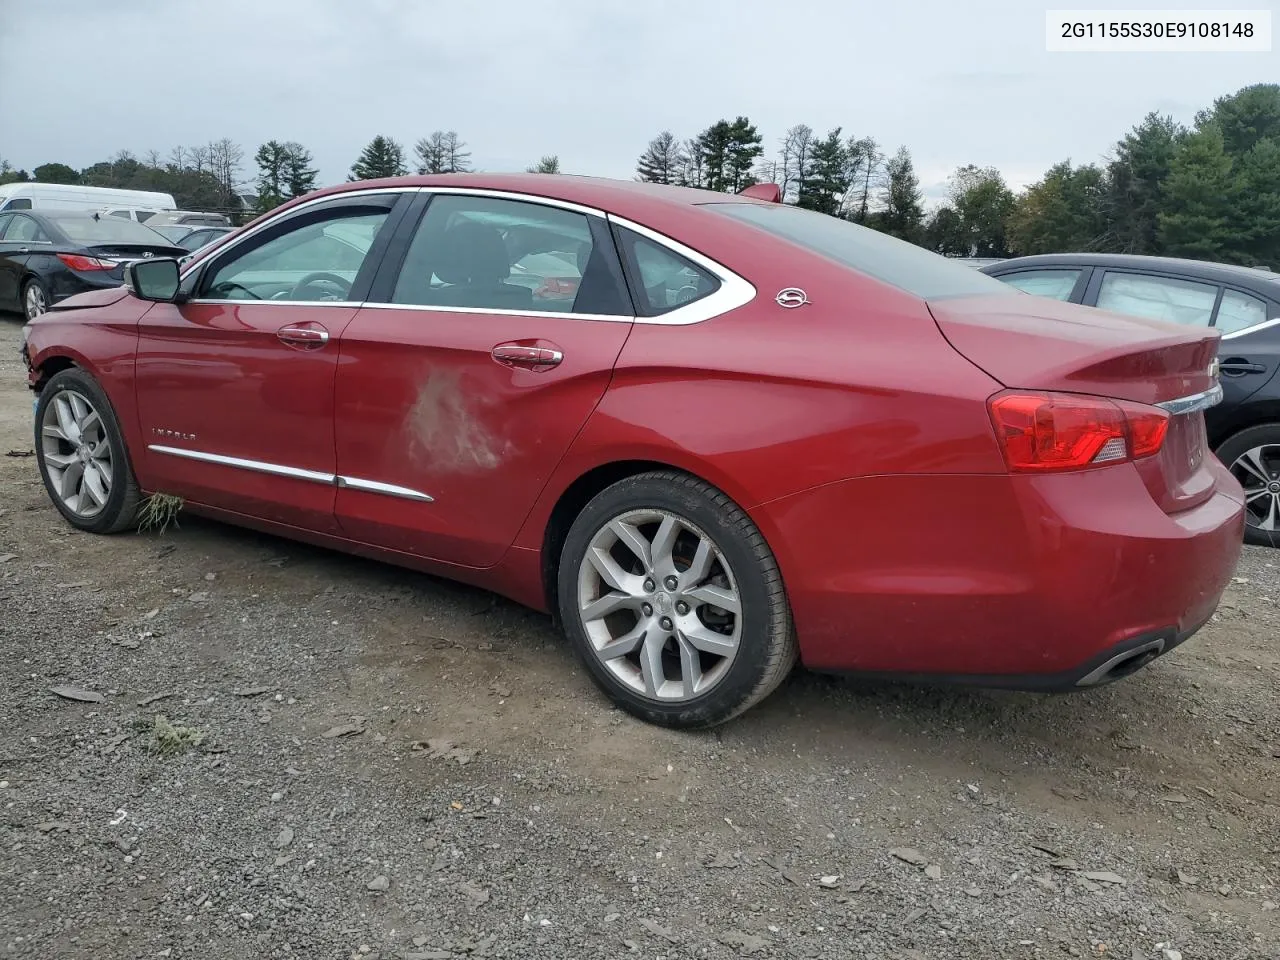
[34,368,143,534]
[1216,423,1280,548]
[22,277,50,322]
[557,470,797,728]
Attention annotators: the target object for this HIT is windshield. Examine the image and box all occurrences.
[708,202,1018,300]
[49,214,173,246]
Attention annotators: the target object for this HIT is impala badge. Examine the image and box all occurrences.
[775,288,810,309]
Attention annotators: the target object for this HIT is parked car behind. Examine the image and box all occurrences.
[176,225,235,252]
[144,210,232,228]
[22,175,1244,727]
[982,254,1280,546]
[0,211,186,320]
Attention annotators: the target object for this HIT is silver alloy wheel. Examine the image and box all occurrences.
[1230,442,1280,533]
[24,283,47,320]
[576,508,742,702]
[40,389,114,519]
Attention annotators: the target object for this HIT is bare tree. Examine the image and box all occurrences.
[778,124,815,204]
[189,144,211,176]
[414,133,448,174]
[207,138,245,206]
[441,131,471,173]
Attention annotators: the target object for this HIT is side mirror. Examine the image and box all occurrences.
[127,258,181,302]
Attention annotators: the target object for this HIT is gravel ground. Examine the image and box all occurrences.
[0,317,1277,960]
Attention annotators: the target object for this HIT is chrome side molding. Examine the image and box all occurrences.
[148,445,434,502]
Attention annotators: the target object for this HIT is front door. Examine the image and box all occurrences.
[333,191,635,566]
[1210,287,1280,426]
[134,192,407,531]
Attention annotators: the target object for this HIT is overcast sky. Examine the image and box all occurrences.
[1,0,1275,202]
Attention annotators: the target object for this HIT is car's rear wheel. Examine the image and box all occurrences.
[1216,423,1280,547]
[557,471,797,728]
[35,368,142,534]
[23,278,49,321]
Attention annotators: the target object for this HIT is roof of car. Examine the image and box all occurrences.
[986,252,1279,288]
[291,173,768,218]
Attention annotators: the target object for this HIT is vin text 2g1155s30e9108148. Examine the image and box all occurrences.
[20,173,1245,728]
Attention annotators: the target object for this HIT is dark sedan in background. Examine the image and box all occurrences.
[0,211,186,321]
[982,254,1280,545]
[148,224,236,252]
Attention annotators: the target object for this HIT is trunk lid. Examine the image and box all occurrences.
[84,244,188,281]
[928,294,1219,405]
[929,294,1223,514]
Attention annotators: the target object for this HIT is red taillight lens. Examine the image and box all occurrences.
[988,391,1170,473]
[57,254,115,272]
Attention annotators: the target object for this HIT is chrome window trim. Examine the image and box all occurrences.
[413,186,607,219]
[148,445,335,484]
[185,299,365,309]
[1220,316,1280,340]
[337,476,434,502]
[607,213,757,326]
[357,301,632,323]
[178,186,408,279]
[1155,382,1223,416]
[176,183,755,327]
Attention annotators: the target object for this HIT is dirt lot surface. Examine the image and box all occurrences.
[0,317,1277,960]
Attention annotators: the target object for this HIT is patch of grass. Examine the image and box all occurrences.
[137,492,184,535]
[147,714,205,757]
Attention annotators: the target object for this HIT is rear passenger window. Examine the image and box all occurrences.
[615,227,720,316]
[1096,272,1218,327]
[1216,289,1270,334]
[998,269,1081,301]
[391,194,630,316]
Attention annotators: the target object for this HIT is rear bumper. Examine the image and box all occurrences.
[751,458,1245,681]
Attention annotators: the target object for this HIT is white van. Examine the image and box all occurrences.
[0,182,176,215]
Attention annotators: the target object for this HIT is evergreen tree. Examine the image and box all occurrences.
[283,142,318,198]
[876,147,925,243]
[1158,127,1247,262]
[1104,113,1185,254]
[724,116,764,193]
[1197,83,1280,157]
[696,117,763,193]
[349,135,408,181]
[636,131,684,184]
[1237,138,1280,266]
[254,140,289,213]
[527,155,561,174]
[799,128,849,215]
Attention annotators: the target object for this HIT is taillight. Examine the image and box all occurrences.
[988,390,1170,473]
[57,254,115,272]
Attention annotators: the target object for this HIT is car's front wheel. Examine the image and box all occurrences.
[557,471,797,728]
[1217,423,1280,547]
[34,368,142,534]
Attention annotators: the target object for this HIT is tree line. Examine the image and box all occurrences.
[631,83,1279,269]
[2,82,1274,268]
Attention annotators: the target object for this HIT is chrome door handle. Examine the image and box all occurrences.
[1219,358,1266,376]
[277,324,329,348]
[491,343,563,369]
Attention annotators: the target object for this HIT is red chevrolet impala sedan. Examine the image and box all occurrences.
[22,174,1246,727]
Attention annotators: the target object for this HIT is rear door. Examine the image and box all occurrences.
[332,190,635,566]
[0,213,17,308]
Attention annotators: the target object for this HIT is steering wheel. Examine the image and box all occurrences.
[208,280,262,300]
[289,272,352,301]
